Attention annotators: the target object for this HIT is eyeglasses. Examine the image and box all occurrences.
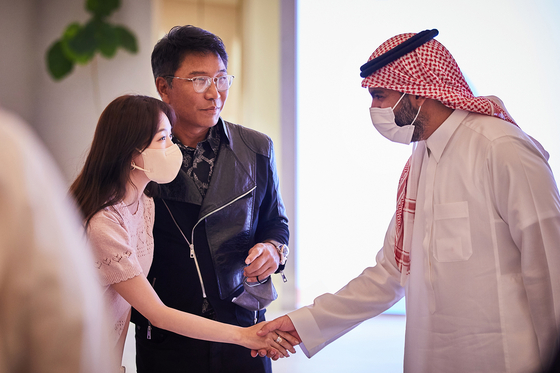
[167,75,234,93]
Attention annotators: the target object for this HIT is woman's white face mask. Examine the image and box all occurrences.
[131,143,182,184]
[369,93,421,145]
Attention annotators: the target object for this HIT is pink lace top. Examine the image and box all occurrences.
[87,194,154,345]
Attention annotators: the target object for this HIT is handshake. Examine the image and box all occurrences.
[240,315,300,360]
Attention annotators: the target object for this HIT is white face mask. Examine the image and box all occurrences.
[369,93,421,145]
[131,143,182,184]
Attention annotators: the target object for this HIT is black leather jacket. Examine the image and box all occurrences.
[154,118,289,300]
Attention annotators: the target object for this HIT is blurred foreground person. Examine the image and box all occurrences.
[0,108,115,372]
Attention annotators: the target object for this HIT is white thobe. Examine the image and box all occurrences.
[290,110,560,373]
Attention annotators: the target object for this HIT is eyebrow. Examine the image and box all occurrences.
[155,126,170,134]
[188,69,228,76]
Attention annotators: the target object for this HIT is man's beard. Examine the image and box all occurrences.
[395,95,426,142]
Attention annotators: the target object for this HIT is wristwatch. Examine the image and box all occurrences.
[268,241,289,282]
[276,244,289,268]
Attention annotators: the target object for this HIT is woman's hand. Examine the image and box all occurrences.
[240,321,299,359]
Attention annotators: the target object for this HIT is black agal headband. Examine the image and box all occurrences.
[359,29,439,78]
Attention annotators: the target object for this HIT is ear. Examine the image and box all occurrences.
[156,77,171,103]
[411,95,428,108]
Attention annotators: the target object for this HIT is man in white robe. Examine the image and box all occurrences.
[256,30,560,373]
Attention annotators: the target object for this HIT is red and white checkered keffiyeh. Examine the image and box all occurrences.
[392,140,424,282]
[362,32,517,281]
[361,33,516,125]
[394,157,413,275]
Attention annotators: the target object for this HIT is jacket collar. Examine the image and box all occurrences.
[199,119,256,217]
[159,118,257,218]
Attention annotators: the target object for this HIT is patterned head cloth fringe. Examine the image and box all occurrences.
[360,30,517,125]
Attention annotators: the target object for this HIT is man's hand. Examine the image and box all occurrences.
[241,321,298,360]
[244,242,280,281]
[251,315,301,359]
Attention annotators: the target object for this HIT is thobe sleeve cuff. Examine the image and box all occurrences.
[288,307,328,358]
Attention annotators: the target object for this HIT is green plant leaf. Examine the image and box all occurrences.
[92,19,118,57]
[46,40,74,80]
[45,0,138,81]
[115,26,138,53]
[86,0,120,18]
[62,22,96,64]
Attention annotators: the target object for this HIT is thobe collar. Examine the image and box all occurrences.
[425,109,469,163]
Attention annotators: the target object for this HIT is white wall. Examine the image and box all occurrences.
[0,1,37,125]
[0,0,156,183]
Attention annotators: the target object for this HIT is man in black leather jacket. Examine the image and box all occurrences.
[130,25,289,373]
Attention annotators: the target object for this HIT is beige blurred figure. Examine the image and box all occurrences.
[0,108,116,372]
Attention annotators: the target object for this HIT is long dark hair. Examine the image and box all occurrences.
[70,95,176,226]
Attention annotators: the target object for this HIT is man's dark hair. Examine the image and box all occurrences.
[151,25,228,86]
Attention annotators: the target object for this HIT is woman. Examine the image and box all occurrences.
[70,95,296,371]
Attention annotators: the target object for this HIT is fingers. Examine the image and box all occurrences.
[266,348,280,360]
[251,348,282,360]
[256,319,277,336]
[245,245,263,265]
[266,348,281,361]
[276,330,299,353]
[244,264,275,282]
[257,315,295,336]
[269,333,290,357]
[272,332,298,355]
[244,243,279,279]
[287,329,302,343]
[255,348,270,358]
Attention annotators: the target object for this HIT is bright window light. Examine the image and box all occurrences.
[296,0,560,315]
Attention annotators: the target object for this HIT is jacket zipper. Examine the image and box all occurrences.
[162,186,257,302]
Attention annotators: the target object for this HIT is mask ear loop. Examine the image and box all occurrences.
[131,161,149,172]
[410,105,422,126]
[131,149,149,172]
[393,93,407,110]
[395,93,422,126]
